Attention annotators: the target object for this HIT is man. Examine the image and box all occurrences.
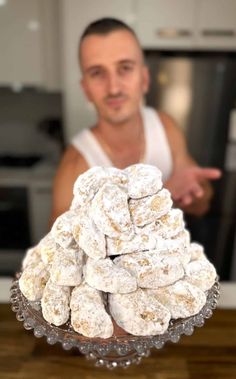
[50,18,221,225]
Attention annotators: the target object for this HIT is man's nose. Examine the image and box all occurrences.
[106,72,121,95]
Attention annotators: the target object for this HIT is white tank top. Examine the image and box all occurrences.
[71,106,173,181]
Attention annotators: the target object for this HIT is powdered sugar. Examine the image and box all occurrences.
[19,164,217,337]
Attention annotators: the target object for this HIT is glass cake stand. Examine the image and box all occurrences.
[10,273,220,369]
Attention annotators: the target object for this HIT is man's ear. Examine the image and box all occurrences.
[80,78,92,102]
[142,65,150,95]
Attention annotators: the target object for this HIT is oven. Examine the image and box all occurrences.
[0,186,31,275]
[0,155,54,276]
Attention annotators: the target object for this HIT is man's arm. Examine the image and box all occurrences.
[49,145,89,227]
[158,111,221,216]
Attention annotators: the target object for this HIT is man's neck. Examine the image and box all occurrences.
[93,111,143,152]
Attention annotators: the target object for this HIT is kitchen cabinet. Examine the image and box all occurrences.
[135,0,236,50]
[135,0,196,49]
[195,0,236,50]
[29,182,52,244]
[0,0,61,90]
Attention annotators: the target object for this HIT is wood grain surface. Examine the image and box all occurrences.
[1,304,236,379]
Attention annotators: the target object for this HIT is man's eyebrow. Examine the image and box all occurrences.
[85,65,103,74]
[87,59,136,68]
[118,59,136,65]
[84,59,137,74]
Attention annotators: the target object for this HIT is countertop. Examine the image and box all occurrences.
[1,303,236,378]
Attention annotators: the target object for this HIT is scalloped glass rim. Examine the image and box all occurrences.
[10,273,220,369]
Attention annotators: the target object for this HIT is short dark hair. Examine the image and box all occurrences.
[79,17,143,66]
[80,17,138,41]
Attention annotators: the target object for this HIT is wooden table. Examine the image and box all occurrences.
[1,304,236,379]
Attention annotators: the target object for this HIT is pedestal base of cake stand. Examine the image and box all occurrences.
[10,274,220,369]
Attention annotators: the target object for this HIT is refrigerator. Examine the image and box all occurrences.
[145,51,236,280]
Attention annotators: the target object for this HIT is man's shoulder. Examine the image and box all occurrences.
[156,110,178,130]
[143,107,177,131]
[59,145,89,172]
[61,145,81,163]
[72,126,93,145]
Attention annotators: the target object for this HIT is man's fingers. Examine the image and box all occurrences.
[191,183,204,198]
[196,167,222,181]
[168,166,221,206]
[173,183,203,202]
[180,194,193,206]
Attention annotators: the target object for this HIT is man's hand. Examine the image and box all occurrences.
[165,166,222,213]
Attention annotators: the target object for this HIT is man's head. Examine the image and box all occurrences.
[79,18,149,125]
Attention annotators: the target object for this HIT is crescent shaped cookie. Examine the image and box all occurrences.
[83,257,137,293]
[70,282,114,338]
[125,164,163,199]
[185,259,217,291]
[50,246,84,286]
[73,166,107,198]
[19,261,50,301]
[134,220,157,235]
[155,229,190,249]
[90,183,134,240]
[72,166,128,209]
[51,210,77,249]
[134,211,185,239]
[146,280,206,319]
[22,245,41,270]
[38,232,58,266]
[105,166,129,187]
[114,252,184,288]
[152,229,191,267]
[189,242,207,261]
[72,213,106,260]
[129,188,173,227]
[109,288,171,336]
[155,208,185,238]
[41,280,70,326]
[106,232,156,256]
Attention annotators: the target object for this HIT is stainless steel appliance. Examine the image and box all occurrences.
[0,155,42,275]
[0,89,63,276]
[0,186,30,275]
[146,51,236,280]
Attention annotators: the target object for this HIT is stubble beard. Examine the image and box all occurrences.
[103,112,132,126]
[100,100,139,126]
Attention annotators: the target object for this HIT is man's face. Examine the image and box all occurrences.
[80,30,149,125]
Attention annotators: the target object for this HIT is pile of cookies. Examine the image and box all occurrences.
[19,164,217,338]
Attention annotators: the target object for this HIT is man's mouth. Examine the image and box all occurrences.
[105,96,127,108]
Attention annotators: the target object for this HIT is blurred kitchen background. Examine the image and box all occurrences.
[0,0,236,281]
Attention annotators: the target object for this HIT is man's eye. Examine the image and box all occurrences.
[90,71,100,77]
[90,70,104,78]
[121,65,133,72]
